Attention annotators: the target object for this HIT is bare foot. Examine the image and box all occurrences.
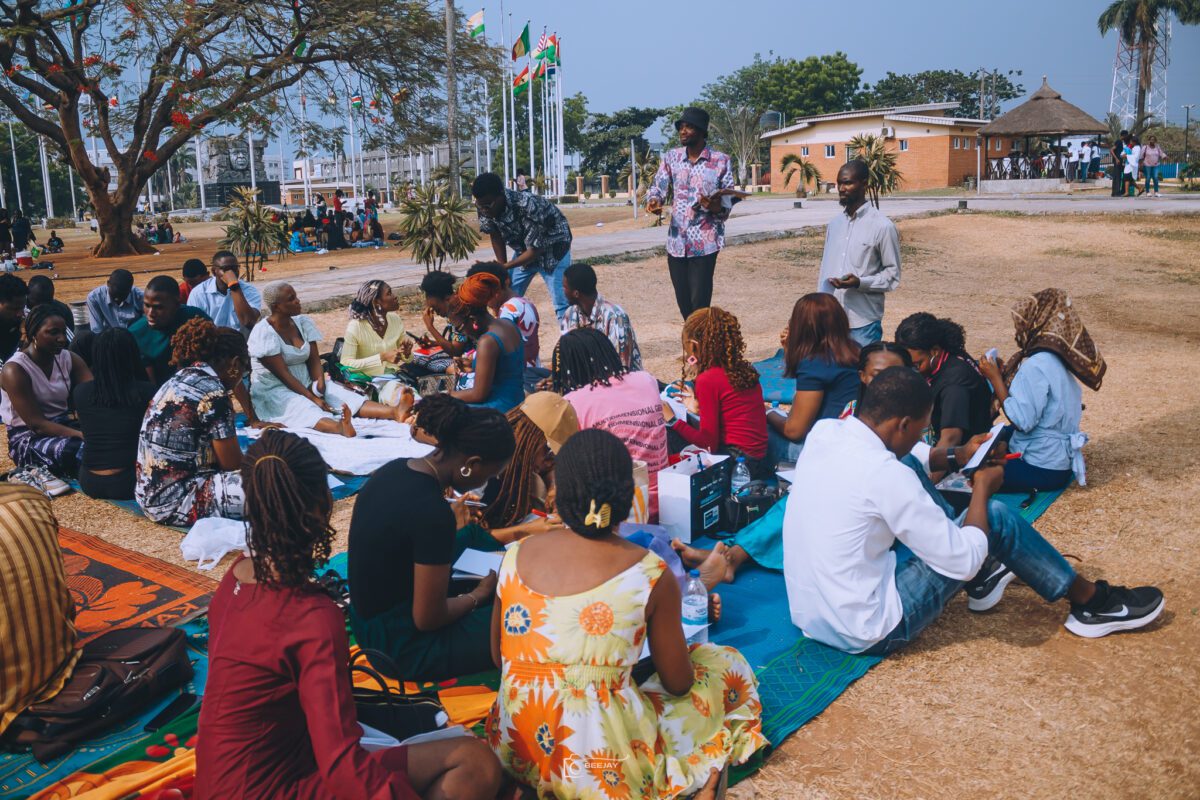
[671,538,712,569]
[338,406,357,438]
[672,539,735,589]
[693,767,722,800]
[393,389,415,422]
[708,593,722,625]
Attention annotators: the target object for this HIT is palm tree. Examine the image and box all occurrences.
[846,134,903,208]
[396,180,479,272]
[1097,1,1200,123]
[779,153,822,197]
[220,187,290,281]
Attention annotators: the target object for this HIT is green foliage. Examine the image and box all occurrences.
[1097,1,1200,120]
[1142,121,1199,159]
[0,124,86,218]
[488,82,587,176]
[1181,161,1200,191]
[751,53,862,121]
[855,69,1023,119]
[395,181,479,272]
[846,134,903,208]
[220,187,290,282]
[780,153,822,196]
[579,106,664,177]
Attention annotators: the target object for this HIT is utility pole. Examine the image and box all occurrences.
[1184,104,1195,164]
[444,0,459,195]
[8,122,23,211]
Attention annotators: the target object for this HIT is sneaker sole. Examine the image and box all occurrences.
[1064,597,1165,638]
[967,571,1016,612]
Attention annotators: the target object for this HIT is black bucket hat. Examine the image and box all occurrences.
[674,106,709,136]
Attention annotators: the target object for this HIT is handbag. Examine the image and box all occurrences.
[350,649,446,742]
[722,481,784,535]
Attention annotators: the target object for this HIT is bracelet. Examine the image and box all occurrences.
[459,592,479,610]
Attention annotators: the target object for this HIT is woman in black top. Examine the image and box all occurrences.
[73,328,156,499]
[895,312,994,460]
[347,393,515,682]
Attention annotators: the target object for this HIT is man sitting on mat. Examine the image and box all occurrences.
[783,367,1164,655]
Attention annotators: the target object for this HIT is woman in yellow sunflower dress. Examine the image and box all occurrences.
[486,430,766,799]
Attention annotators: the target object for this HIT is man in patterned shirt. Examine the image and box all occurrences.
[472,172,573,321]
[646,107,735,320]
[560,262,643,372]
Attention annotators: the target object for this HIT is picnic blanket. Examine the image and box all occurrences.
[240,423,433,476]
[753,348,793,404]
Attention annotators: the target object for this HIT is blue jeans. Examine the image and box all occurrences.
[510,250,570,321]
[1143,165,1161,193]
[850,320,883,347]
[862,455,1077,656]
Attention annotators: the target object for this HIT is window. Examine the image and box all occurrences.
[845,145,858,162]
[824,144,836,158]
[899,139,909,152]
[801,146,809,157]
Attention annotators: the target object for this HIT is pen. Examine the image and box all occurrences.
[1004,453,1023,461]
[447,496,487,507]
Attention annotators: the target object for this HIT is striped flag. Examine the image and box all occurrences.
[512,65,529,96]
[466,9,484,38]
[511,22,529,60]
[533,31,548,59]
[351,95,362,109]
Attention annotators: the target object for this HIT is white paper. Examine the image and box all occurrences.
[452,548,503,579]
[775,469,796,485]
[640,624,709,660]
[360,719,462,752]
[962,422,1007,473]
[359,722,402,752]
[660,385,689,422]
[399,724,469,747]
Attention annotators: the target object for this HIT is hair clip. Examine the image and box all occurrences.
[584,499,612,529]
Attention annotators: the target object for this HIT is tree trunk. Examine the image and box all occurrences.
[444,0,459,196]
[92,200,158,257]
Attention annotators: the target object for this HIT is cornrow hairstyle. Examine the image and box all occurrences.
[22,302,69,343]
[482,408,550,529]
[241,430,334,589]
[894,312,978,368]
[91,328,146,408]
[170,318,250,371]
[681,307,759,391]
[410,393,515,463]
[553,428,634,539]
[419,270,457,300]
[550,328,629,394]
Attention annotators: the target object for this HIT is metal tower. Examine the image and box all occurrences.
[1109,8,1173,128]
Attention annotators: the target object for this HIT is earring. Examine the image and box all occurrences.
[686,355,698,366]
[459,466,472,478]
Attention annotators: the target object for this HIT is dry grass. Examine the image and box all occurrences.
[15,211,1200,798]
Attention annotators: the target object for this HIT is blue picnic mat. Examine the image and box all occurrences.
[0,619,210,800]
[753,348,793,404]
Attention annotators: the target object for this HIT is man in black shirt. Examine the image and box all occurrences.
[10,210,33,251]
[0,272,27,362]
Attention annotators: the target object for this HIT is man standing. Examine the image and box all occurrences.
[1078,141,1092,182]
[471,172,573,321]
[10,210,33,252]
[1110,131,1129,197]
[818,160,901,347]
[646,107,735,320]
[1067,141,1080,181]
[186,251,262,336]
[85,269,144,333]
[559,262,643,371]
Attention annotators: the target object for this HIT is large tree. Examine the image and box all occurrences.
[751,53,862,121]
[856,69,1023,119]
[578,106,662,177]
[1098,0,1200,124]
[0,0,496,256]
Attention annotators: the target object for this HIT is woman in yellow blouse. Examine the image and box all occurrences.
[340,280,412,376]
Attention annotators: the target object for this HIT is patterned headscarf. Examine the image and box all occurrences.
[1002,288,1106,391]
[348,279,388,321]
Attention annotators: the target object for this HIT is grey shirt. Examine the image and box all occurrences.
[818,203,901,329]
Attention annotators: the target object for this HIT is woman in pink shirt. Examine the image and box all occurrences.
[552,328,668,520]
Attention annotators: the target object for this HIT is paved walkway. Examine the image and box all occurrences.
[292,194,1200,310]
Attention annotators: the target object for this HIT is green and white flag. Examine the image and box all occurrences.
[293,37,309,57]
[467,9,484,38]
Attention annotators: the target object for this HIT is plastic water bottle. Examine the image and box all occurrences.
[681,569,709,644]
[731,456,751,498]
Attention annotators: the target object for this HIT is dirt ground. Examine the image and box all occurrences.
[19,211,1200,798]
[35,203,645,304]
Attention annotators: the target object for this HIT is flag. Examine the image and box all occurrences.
[512,65,529,96]
[108,95,118,107]
[293,37,308,57]
[466,9,484,38]
[533,31,548,59]
[548,34,559,64]
[511,23,529,60]
[535,60,546,79]
[351,95,362,109]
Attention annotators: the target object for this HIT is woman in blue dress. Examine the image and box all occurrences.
[446,273,525,413]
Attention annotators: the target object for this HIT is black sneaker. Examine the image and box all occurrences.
[964,556,1015,612]
[1065,580,1164,638]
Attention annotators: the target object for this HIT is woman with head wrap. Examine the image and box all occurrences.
[978,288,1105,491]
[340,279,412,377]
[446,273,525,412]
[247,282,411,437]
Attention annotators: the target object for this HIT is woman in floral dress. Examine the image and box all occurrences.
[487,429,766,799]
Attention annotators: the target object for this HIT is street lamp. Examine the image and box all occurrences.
[1183,104,1195,165]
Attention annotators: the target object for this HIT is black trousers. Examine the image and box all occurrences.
[667,252,719,320]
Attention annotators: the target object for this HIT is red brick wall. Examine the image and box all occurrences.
[770,134,982,193]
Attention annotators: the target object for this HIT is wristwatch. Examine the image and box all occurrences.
[945,447,959,473]
[227,281,241,292]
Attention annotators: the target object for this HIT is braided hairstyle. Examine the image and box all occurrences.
[409,393,515,462]
[481,407,550,529]
[241,430,334,589]
[170,317,250,371]
[681,307,759,391]
[22,302,69,346]
[553,428,634,539]
[550,328,629,394]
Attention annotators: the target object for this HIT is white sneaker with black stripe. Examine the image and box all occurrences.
[1065,580,1164,638]
[964,556,1016,612]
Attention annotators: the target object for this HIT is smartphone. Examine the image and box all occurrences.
[144,692,199,733]
[985,347,999,362]
[962,426,1015,476]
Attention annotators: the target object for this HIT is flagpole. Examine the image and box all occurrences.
[556,39,566,197]
[497,3,509,185]
[525,23,535,194]
[482,78,492,173]
[508,13,518,184]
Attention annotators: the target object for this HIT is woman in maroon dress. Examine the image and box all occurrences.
[196,430,503,799]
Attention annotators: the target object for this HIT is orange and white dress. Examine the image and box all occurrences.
[486,542,766,799]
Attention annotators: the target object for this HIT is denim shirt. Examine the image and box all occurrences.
[1004,352,1087,481]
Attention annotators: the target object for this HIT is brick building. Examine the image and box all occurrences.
[761,102,991,193]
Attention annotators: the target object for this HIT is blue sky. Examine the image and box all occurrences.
[475,0,1200,126]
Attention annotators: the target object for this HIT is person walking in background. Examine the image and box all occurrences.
[10,210,33,252]
[1078,141,1092,182]
[646,107,736,320]
[1141,135,1166,197]
[818,159,901,347]
[1089,140,1102,183]
[1110,132,1128,197]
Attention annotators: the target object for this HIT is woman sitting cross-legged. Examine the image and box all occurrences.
[196,429,502,800]
[248,282,410,437]
[136,319,248,526]
[73,328,156,500]
[348,394,515,682]
[1,305,91,484]
[487,429,766,800]
[340,279,413,378]
[446,273,525,413]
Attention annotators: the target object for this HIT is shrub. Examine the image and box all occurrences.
[47,217,76,228]
[555,195,579,204]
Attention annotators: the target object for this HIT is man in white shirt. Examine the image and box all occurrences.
[186,251,262,337]
[818,160,901,347]
[1078,142,1092,182]
[783,367,1164,655]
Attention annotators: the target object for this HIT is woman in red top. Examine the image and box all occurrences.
[196,430,502,800]
[664,307,768,475]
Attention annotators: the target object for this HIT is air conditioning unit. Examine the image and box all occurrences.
[881,126,896,139]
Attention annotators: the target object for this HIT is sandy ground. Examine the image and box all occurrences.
[16,211,1200,798]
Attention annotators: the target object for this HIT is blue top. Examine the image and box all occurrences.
[470,328,525,413]
[793,357,861,421]
[1004,351,1086,478]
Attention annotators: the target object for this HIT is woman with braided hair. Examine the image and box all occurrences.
[135,318,248,525]
[446,272,525,412]
[665,307,769,476]
[487,429,765,800]
[339,279,413,377]
[198,430,503,800]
